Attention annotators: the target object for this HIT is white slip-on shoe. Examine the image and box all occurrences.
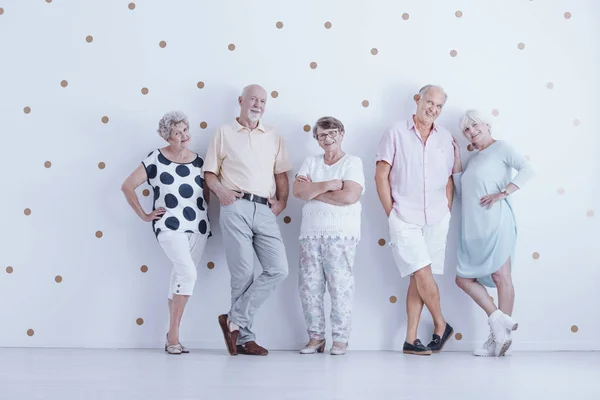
[330,342,348,356]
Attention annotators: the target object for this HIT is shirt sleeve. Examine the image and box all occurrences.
[503,142,534,189]
[344,156,366,195]
[274,135,293,174]
[203,129,222,176]
[375,126,395,166]
[296,156,312,179]
[141,150,157,182]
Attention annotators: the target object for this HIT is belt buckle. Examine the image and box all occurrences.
[248,193,254,202]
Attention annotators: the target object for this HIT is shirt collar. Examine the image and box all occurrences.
[408,115,439,133]
[234,118,266,133]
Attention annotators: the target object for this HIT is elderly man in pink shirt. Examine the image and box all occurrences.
[375,84,455,356]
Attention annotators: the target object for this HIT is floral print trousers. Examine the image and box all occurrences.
[299,237,358,343]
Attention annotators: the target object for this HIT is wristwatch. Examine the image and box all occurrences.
[501,190,509,197]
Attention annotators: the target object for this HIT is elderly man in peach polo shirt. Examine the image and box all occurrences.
[204,84,291,356]
[375,84,455,356]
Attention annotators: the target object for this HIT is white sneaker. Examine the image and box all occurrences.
[473,331,496,357]
[489,310,512,356]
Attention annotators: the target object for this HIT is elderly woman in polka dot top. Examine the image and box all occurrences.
[121,111,210,355]
[292,116,365,356]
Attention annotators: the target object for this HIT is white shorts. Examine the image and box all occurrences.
[158,231,208,299]
[388,211,450,278]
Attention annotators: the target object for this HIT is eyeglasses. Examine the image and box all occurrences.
[316,130,339,141]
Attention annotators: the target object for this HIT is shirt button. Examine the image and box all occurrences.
[177,284,181,288]
[176,290,180,293]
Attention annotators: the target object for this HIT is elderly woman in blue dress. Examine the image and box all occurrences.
[452,110,534,357]
[121,111,210,355]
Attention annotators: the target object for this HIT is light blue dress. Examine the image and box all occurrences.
[453,140,534,287]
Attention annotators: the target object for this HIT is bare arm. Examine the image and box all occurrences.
[375,161,393,217]
[446,176,454,211]
[270,172,289,216]
[121,164,164,222]
[314,181,362,206]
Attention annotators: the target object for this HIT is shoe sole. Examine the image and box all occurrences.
[431,327,454,354]
[496,340,512,357]
[403,350,432,356]
[218,315,238,356]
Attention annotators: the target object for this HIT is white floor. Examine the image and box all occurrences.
[1,348,599,400]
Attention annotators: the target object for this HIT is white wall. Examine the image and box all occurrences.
[1,0,599,351]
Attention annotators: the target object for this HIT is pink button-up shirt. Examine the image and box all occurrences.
[376,118,454,226]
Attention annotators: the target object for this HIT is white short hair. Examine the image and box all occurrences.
[459,109,491,132]
[419,84,448,102]
[157,111,189,140]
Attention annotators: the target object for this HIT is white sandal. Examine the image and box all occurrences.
[165,333,189,354]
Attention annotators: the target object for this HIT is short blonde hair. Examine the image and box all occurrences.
[157,111,189,140]
[459,109,491,133]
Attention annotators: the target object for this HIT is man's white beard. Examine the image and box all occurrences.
[247,110,261,122]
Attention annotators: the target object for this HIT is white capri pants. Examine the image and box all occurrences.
[388,211,450,278]
[157,231,208,299]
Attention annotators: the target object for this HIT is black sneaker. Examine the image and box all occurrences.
[403,339,432,356]
[427,323,454,353]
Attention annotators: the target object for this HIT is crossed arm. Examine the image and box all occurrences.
[292,176,362,206]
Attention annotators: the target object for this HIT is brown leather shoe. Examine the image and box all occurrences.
[218,314,238,356]
[236,341,269,356]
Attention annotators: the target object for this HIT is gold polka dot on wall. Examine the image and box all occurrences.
[573,119,581,127]
[24,107,31,114]
[362,100,370,108]
[324,21,332,29]
[389,296,397,304]
[371,48,378,55]
[455,333,463,340]
[546,82,554,89]
[564,12,572,19]
[141,87,149,95]
[271,91,279,99]
[557,187,565,195]
[467,144,474,152]
[27,329,35,337]
[197,81,205,89]
[46,0,52,3]
[455,10,463,18]
[60,80,68,88]
[207,262,215,270]
[303,125,311,132]
[402,13,410,20]
[128,2,136,10]
[200,122,208,129]
[142,189,150,197]
[55,275,62,283]
[24,208,31,216]
[136,318,144,326]
[140,265,148,273]
[571,325,578,333]
[0,7,4,15]
[6,266,13,274]
[587,210,594,217]
[98,162,106,169]
[492,109,499,117]
[413,94,419,101]
[101,116,109,124]
[310,62,318,69]
[532,252,540,260]
[378,238,386,246]
[450,50,458,57]
[283,216,291,224]
[95,231,103,238]
[518,42,525,50]
[86,35,93,43]
[276,21,283,29]
[159,41,166,48]
[228,43,236,51]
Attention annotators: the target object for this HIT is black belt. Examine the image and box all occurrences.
[238,192,270,206]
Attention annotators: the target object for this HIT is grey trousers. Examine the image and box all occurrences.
[219,199,289,344]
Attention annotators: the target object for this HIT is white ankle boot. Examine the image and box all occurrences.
[473,329,496,357]
[488,310,517,356]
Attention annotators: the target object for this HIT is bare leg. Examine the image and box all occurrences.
[455,276,498,316]
[413,266,446,336]
[168,294,190,345]
[492,259,514,316]
[405,275,424,343]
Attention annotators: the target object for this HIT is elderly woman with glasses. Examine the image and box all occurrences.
[292,116,365,355]
[452,109,534,357]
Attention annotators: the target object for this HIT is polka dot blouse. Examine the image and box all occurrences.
[142,149,210,237]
